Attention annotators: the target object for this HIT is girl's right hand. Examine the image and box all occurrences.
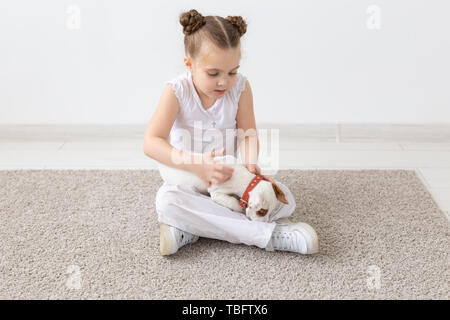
[193,147,234,188]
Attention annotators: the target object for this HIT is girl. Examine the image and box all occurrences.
[144,9,319,256]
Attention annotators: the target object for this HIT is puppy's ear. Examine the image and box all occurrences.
[272,183,289,204]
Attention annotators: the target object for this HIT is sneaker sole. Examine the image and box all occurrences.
[159,222,177,256]
[294,222,320,254]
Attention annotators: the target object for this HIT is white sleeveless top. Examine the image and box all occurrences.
[164,69,247,156]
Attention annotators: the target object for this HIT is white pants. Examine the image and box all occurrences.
[155,179,296,251]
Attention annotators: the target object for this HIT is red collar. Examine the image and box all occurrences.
[239,175,264,208]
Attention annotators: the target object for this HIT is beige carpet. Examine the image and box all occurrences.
[0,169,448,300]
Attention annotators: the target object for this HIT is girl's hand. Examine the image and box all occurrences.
[245,163,276,184]
[193,147,234,188]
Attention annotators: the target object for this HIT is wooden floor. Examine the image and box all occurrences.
[1,124,449,219]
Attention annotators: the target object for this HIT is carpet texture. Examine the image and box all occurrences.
[0,169,448,299]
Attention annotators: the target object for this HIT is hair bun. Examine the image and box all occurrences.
[179,9,206,35]
[225,16,247,37]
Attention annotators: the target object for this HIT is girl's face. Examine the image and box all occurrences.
[184,42,241,101]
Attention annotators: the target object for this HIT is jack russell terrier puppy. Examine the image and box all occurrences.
[157,154,288,222]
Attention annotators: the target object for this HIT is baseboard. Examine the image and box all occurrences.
[1,123,450,142]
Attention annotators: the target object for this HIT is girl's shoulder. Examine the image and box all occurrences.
[164,70,191,105]
[231,72,248,103]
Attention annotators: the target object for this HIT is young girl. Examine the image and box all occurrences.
[144,9,319,256]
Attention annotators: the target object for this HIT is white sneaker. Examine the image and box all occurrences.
[159,222,200,255]
[270,222,319,254]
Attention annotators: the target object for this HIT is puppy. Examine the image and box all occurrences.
[157,154,288,222]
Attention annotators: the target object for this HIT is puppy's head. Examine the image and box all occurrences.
[245,181,289,222]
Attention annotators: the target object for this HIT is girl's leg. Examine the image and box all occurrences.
[155,179,297,250]
[155,182,275,249]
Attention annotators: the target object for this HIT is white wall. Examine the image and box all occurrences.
[0,0,449,124]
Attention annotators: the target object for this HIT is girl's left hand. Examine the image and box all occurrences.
[245,163,276,184]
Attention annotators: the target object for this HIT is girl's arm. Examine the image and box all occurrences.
[143,83,201,172]
[236,80,276,184]
[236,80,259,166]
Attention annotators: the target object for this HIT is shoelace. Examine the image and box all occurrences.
[272,229,306,253]
[178,231,197,247]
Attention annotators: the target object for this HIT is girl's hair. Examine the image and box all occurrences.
[179,9,247,60]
